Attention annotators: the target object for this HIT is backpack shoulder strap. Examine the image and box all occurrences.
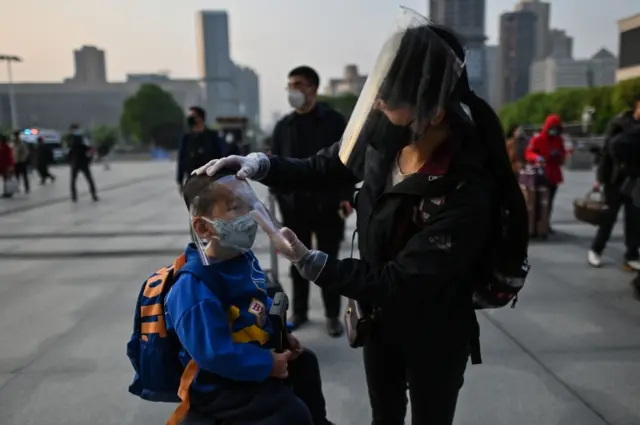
[136,254,187,339]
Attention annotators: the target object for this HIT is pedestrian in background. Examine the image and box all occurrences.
[176,106,226,191]
[270,65,353,337]
[0,134,15,198]
[524,114,567,233]
[12,131,30,194]
[588,95,640,271]
[506,125,528,174]
[68,124,98,202]
[35,137,56,185]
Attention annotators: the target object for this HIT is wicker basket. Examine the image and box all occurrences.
[573,190,608,226]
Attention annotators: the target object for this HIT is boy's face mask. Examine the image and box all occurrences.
[201,215,258,252]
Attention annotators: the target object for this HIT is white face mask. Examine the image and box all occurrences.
[287,89,306,109]
[202,215,258,252]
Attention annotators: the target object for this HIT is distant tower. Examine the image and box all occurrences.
[428,0,487,98]
[73,45,107,83]
[195,11,238,121]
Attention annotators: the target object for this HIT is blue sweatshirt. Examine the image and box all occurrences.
[164,245,274,392]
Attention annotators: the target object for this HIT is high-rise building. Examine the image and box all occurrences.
[325,64,367,96]
[617,13,640,82]
[548,29,573,59]
[72,46,106,84]
[196,11,238,121]
[428,0,487,99]
[530,49,617,93]
[484,45,501,109]
[234,65,260,126]
[515,0,549,60]
[499,10,537,105]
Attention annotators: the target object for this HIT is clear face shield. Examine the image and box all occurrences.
[338,7,467,174]
[188,175,287,265]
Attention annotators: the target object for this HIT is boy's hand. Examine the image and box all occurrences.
[270,350,292,379]
[287,334,304,360]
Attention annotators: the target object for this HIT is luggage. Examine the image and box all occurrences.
[2,175,19,197]
[573,190,607,226]
[519,165,550,239]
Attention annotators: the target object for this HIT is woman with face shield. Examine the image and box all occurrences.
[194,8,529,425]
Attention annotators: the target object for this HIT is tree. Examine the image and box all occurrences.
[498,77,640,135]
[120,84,184,148]
[318,93,359,119]
[91,125,119,154]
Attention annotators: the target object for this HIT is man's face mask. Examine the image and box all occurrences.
[548,127,562,137]
[187,116,198,128]
[201,215,258,252]
[287,89,306,109]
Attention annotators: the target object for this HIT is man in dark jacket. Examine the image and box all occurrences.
[68,124,98,202]
[271,66,353,336]
[176,106,226,189]
[589,95,640,271]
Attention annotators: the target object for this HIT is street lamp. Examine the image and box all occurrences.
[0,54,22,130]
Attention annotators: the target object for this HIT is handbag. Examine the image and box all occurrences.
[344,298,374,348]
[573,189,608,226]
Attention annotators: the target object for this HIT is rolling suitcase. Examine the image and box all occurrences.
[519,165,550,239]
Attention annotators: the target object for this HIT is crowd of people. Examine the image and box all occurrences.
[0,124,100,201]
[133,12,640,425]
[151,15,530,425]
[505,98,640,277]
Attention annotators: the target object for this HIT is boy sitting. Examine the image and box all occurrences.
[164,171,333,425]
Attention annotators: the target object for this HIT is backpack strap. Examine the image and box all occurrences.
[166,360,198,425]
[165,253,224,425]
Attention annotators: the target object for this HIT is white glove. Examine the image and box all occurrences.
[192,152,270,180]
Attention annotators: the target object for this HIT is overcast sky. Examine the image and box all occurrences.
[1,0,638,125]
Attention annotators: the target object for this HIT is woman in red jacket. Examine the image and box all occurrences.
[0,134,16,197]
[525,114,567,231]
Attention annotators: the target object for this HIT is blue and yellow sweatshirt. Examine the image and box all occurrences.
[164,245,274,392]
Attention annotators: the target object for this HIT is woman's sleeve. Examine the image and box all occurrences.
[313,185,494,304]
[260,141,360,192]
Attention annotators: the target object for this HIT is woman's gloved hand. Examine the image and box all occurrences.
[270,227,328,282]
[192,152,270,180]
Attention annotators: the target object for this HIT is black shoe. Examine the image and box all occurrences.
[289,315,309,330]
[92,196,99,202]
[326,318,344,338]
[71,196,78,202]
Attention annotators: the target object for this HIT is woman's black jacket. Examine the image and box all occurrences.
[261,135,497,341]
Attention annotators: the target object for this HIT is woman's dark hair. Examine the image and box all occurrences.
[182,168,237,215]
[430,24,530,264]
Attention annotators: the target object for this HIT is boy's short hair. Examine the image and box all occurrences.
[182,169,237,216]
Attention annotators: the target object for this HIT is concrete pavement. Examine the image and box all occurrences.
[0,161,638,425]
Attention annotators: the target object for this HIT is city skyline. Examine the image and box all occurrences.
[1,0,638,125]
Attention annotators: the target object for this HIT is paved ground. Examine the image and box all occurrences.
[0,161,638,425]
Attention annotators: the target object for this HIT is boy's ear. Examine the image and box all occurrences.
[192,217,214,239]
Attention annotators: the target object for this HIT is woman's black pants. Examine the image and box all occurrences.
[363,327,469,425]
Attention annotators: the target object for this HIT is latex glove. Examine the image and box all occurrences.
[270,227,328,282]
[192,152,270,180]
